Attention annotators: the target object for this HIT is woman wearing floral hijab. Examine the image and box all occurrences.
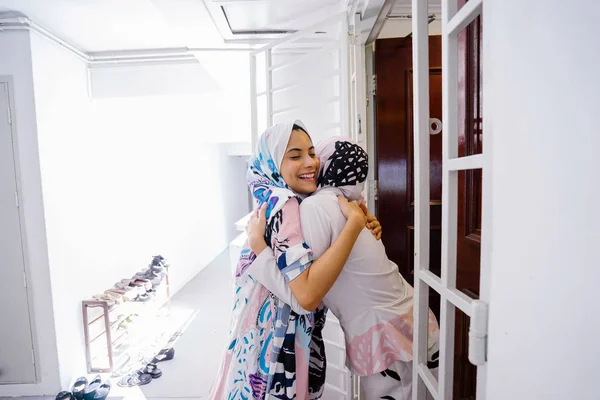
[210,121,372,399]
[247,136,440,400]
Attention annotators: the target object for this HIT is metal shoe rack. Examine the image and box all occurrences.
[81,268,172,373]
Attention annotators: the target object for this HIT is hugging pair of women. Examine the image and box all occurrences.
[210,120,440,400]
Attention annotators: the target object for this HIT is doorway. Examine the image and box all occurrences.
[374,16,483,398]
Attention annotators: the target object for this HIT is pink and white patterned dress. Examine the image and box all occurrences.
[250,187,440,377]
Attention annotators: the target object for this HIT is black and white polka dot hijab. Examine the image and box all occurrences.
[315,136,369,202]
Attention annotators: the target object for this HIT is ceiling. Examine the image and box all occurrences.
[0,0,348,54]
[207,0,342,41]
[378,0,442,39]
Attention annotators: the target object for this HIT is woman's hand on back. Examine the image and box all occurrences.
[247,203,268,255]
[359,203,382,240]
[337,196,367,230]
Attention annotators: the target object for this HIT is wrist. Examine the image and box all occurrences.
[349,214,366,231]
[251,241,268,255]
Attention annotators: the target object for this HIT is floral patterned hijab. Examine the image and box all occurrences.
[212,120,325,400]
[237,119,313,282]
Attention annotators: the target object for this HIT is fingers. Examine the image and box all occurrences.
[359,202,369,216]
[259,202,267,221]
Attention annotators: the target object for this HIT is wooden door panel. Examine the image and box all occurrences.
[375,36,443,291]
[375,14,482,398]
[375,37,412,281]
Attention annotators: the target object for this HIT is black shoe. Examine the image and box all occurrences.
[83,375,102,400]
[143,363,162,379]
[71,377,88,400]
[94,382,111,400]
[117,370,152,387]
[152,347,175,363]
[56,391,75,400]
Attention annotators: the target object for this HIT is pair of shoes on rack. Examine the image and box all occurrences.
[91,292,123,308]
[116,363,162,387]
[116,346,174,387]
[108,277,157,302]
[56,375,110,400]
[133,255,169,288]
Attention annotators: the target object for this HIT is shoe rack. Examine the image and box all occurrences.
[82,267,171,373]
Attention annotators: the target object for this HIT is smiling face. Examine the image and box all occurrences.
[279,129,320,195]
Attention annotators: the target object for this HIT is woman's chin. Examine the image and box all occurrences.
[291,181,317,195]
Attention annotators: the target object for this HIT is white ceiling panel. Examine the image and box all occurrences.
[0,0,224,52]
[222,0,339,33]
[204,0,344,43]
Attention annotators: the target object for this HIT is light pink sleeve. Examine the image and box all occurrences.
[299,200,333,260]
[246,247,310,315]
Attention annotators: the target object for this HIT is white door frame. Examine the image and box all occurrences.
[0,75,40,383]
[410,0,489,399]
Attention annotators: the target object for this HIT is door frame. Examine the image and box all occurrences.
[410,0,489,399]
[0,75,40,383]
[364,43,377,216]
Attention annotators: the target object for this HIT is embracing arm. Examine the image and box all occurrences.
[247,246,310,315]
[249,197,365,312]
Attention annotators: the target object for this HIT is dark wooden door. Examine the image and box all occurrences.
[375,36,443,318]
[374,21,482,399]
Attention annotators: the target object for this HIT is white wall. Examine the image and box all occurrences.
[29,30,99,391]
[0,30,61,397]
[485,1,600,399]
[90,51,252,145]
[27,33,250,391]
[88,94,250,293]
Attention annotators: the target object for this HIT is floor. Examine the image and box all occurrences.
[0,251,233,400]
[138,250,233,400]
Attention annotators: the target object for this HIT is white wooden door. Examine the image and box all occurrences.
[250,13,355,398]
[0,81,37,384]
[250,13,350,148]
[411,0,488,399]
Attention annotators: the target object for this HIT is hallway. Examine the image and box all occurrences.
[139,251,233,400]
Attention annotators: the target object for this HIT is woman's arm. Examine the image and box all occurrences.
[246,246,311,315]
[249,197,365,311]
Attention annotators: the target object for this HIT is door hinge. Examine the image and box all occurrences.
[6,106,11,125]
[357,114,363,136]
[23,271,27,288]
[31,348,35,365]
[15,191,19,208]
[368,74,376,97]
[468,300,488,366]
[369,179,379,201]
